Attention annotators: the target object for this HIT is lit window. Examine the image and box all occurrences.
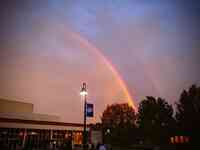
[170,137,174,144]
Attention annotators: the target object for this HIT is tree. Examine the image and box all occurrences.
[101,103,136,146]
[137,96,174,145]
[175,85,200,146]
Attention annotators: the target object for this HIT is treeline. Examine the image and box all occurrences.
[98,84,200,150]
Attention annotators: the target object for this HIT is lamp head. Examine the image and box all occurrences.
[80,82,88,96]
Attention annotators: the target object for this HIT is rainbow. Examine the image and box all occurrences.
[70,31,137,111]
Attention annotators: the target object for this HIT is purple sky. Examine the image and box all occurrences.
[0,0,200,123]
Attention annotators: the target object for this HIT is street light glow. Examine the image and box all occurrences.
[80,90,88,96]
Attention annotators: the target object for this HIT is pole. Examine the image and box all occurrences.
[83,94,87,150]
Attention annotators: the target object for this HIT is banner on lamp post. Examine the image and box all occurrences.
[86,103,94,117]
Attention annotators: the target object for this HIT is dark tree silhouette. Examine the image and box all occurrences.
[101,103,136,146]
[175,85,200,147]
[137,96,175,146]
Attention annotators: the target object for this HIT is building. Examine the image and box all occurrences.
[0,98,87,150]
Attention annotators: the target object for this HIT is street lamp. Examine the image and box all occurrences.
[80,82,88,150]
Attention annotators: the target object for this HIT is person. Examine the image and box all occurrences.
[99,143,106,150]
[91,143,95,150]
[96,142,100,150]
[65,137,72,150]
[106,144,112,150]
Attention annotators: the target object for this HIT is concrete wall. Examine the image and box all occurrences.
[0,122,84,131]
[0,98,33,113]
[0,112,60,122]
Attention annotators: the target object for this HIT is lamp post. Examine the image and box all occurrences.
[80,82,88,150]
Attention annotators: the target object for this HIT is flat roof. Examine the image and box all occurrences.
[0,117,84,127]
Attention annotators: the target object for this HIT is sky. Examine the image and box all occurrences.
[0,0,200,123]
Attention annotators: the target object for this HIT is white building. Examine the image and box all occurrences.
[0,98,87,149]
